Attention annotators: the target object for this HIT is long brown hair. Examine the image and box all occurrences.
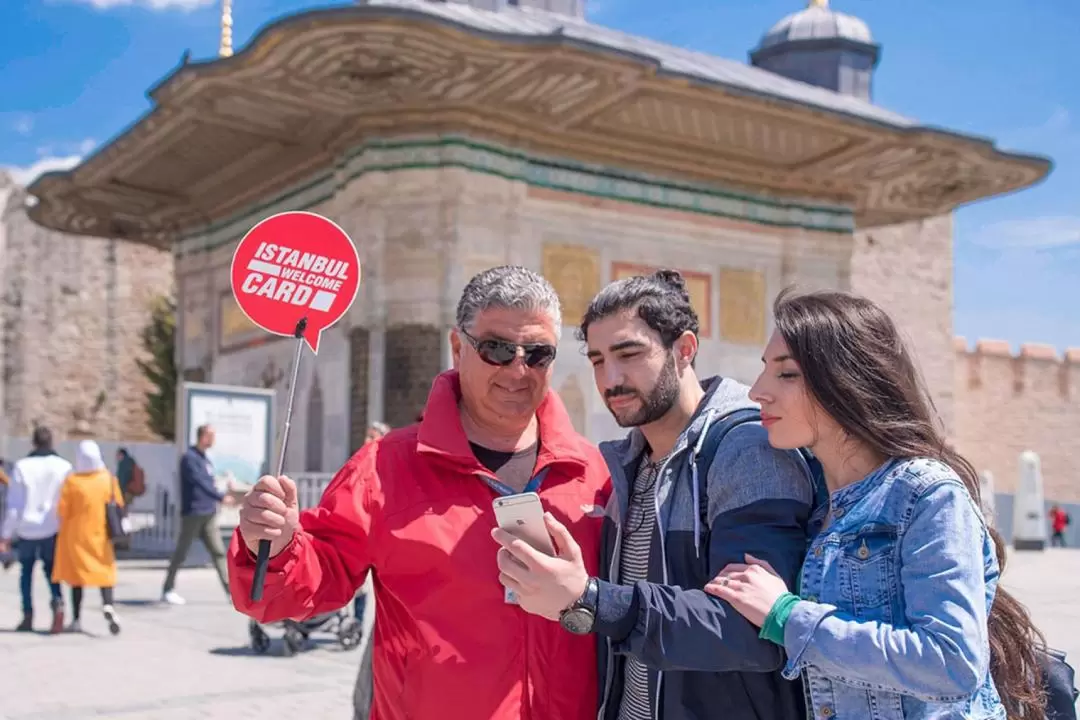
[772,288,1046,719]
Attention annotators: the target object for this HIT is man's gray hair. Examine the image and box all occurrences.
[456,265,562,335]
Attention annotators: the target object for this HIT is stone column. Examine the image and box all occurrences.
[331,177,378,452]
[438,174,462,374]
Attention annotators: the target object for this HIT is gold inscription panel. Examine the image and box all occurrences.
[718,268,766,345]
[542,244,601,327]
[218,291,266,353]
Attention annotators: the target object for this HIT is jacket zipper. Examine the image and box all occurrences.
[480,465,555,719]
[597,448,686,720]
[650,453,680,720]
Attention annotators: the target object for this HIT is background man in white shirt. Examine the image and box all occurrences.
[0,426,73,633]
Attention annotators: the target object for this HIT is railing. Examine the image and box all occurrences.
[124,472,336,558]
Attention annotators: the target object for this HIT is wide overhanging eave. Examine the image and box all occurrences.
[23,4,1054,242]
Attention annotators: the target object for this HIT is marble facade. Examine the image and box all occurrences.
[174,135,857,469]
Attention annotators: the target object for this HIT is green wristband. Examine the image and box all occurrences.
[759,592,800,646]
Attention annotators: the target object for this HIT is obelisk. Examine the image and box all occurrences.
[1012,451,1048,551]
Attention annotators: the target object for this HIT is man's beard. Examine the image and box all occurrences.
[606,353,681,428]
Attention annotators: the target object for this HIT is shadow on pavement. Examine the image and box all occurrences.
[209,645,267,657]
[115,598,160,608]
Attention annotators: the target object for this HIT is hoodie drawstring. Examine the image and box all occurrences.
[689,409,717,558]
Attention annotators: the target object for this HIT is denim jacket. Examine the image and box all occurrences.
[783,457,1006,719]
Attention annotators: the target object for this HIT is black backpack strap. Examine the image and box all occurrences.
[1041,647,1079,719]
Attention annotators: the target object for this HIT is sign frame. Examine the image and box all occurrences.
[176,381,278,497]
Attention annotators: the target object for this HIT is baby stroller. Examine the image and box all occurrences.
[248,607,363,657]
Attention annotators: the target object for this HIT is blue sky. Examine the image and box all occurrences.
[2,0,1077,352]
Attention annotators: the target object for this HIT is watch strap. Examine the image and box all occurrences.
[575,576,599,613]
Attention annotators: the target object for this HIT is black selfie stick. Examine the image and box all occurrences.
[251,316,308,602]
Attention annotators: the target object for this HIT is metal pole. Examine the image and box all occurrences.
[250,317,307,602]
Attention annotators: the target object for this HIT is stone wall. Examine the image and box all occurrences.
[849,215,956,435]
[172,137,858,458]
[503,187,854,443]
[1,177,174,443]
[954,339,1080,503]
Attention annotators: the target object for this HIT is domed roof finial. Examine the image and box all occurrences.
[219,0,233,58]
[750,0,880,102]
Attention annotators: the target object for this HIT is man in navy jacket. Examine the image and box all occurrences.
[161,424,235,605]
[495,271,820,720]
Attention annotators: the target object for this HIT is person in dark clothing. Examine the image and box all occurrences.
[161,424,234,605]
[115,448,136,506]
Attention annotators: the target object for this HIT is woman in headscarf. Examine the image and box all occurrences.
[53,440,124,634]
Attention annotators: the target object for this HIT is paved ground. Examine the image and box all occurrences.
[0,558,371,720]
[0,549,1077,719]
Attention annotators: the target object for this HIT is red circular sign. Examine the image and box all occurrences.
[229,211,361,354]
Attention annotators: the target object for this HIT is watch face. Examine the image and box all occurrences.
[560,608,595,635]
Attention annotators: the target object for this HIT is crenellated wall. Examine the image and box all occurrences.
[954,338,1080,503]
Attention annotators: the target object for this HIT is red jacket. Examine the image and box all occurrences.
[229,371,611,720]
[1051,507,1069,534]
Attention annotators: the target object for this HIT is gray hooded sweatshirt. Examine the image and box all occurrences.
[592,375,821,720]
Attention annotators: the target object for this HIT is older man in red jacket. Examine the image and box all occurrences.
[228,266,611,720]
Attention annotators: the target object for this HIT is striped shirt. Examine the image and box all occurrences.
[616,453,665,720]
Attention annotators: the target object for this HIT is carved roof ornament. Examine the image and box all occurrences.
[23,1,1051,246]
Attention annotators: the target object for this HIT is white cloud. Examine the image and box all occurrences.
[68,0,213,9]
[7,155,83,186]
[13,115,33,136]
[972,216,1080,250]
[2,138,98,186]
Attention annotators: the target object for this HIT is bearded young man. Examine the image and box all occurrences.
[494,270,819,720]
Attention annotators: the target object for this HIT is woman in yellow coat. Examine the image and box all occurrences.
[52,440,124,634]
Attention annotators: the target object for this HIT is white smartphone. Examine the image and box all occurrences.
[492,492,556,556]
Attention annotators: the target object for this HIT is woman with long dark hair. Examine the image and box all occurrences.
[705,289,1046,719]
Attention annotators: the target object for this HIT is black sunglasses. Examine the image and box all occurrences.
[459,328,557,369]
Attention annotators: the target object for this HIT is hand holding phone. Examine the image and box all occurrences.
[492,492,556,557]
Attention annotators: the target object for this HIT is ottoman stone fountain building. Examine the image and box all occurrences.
[25,0,1067,504]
